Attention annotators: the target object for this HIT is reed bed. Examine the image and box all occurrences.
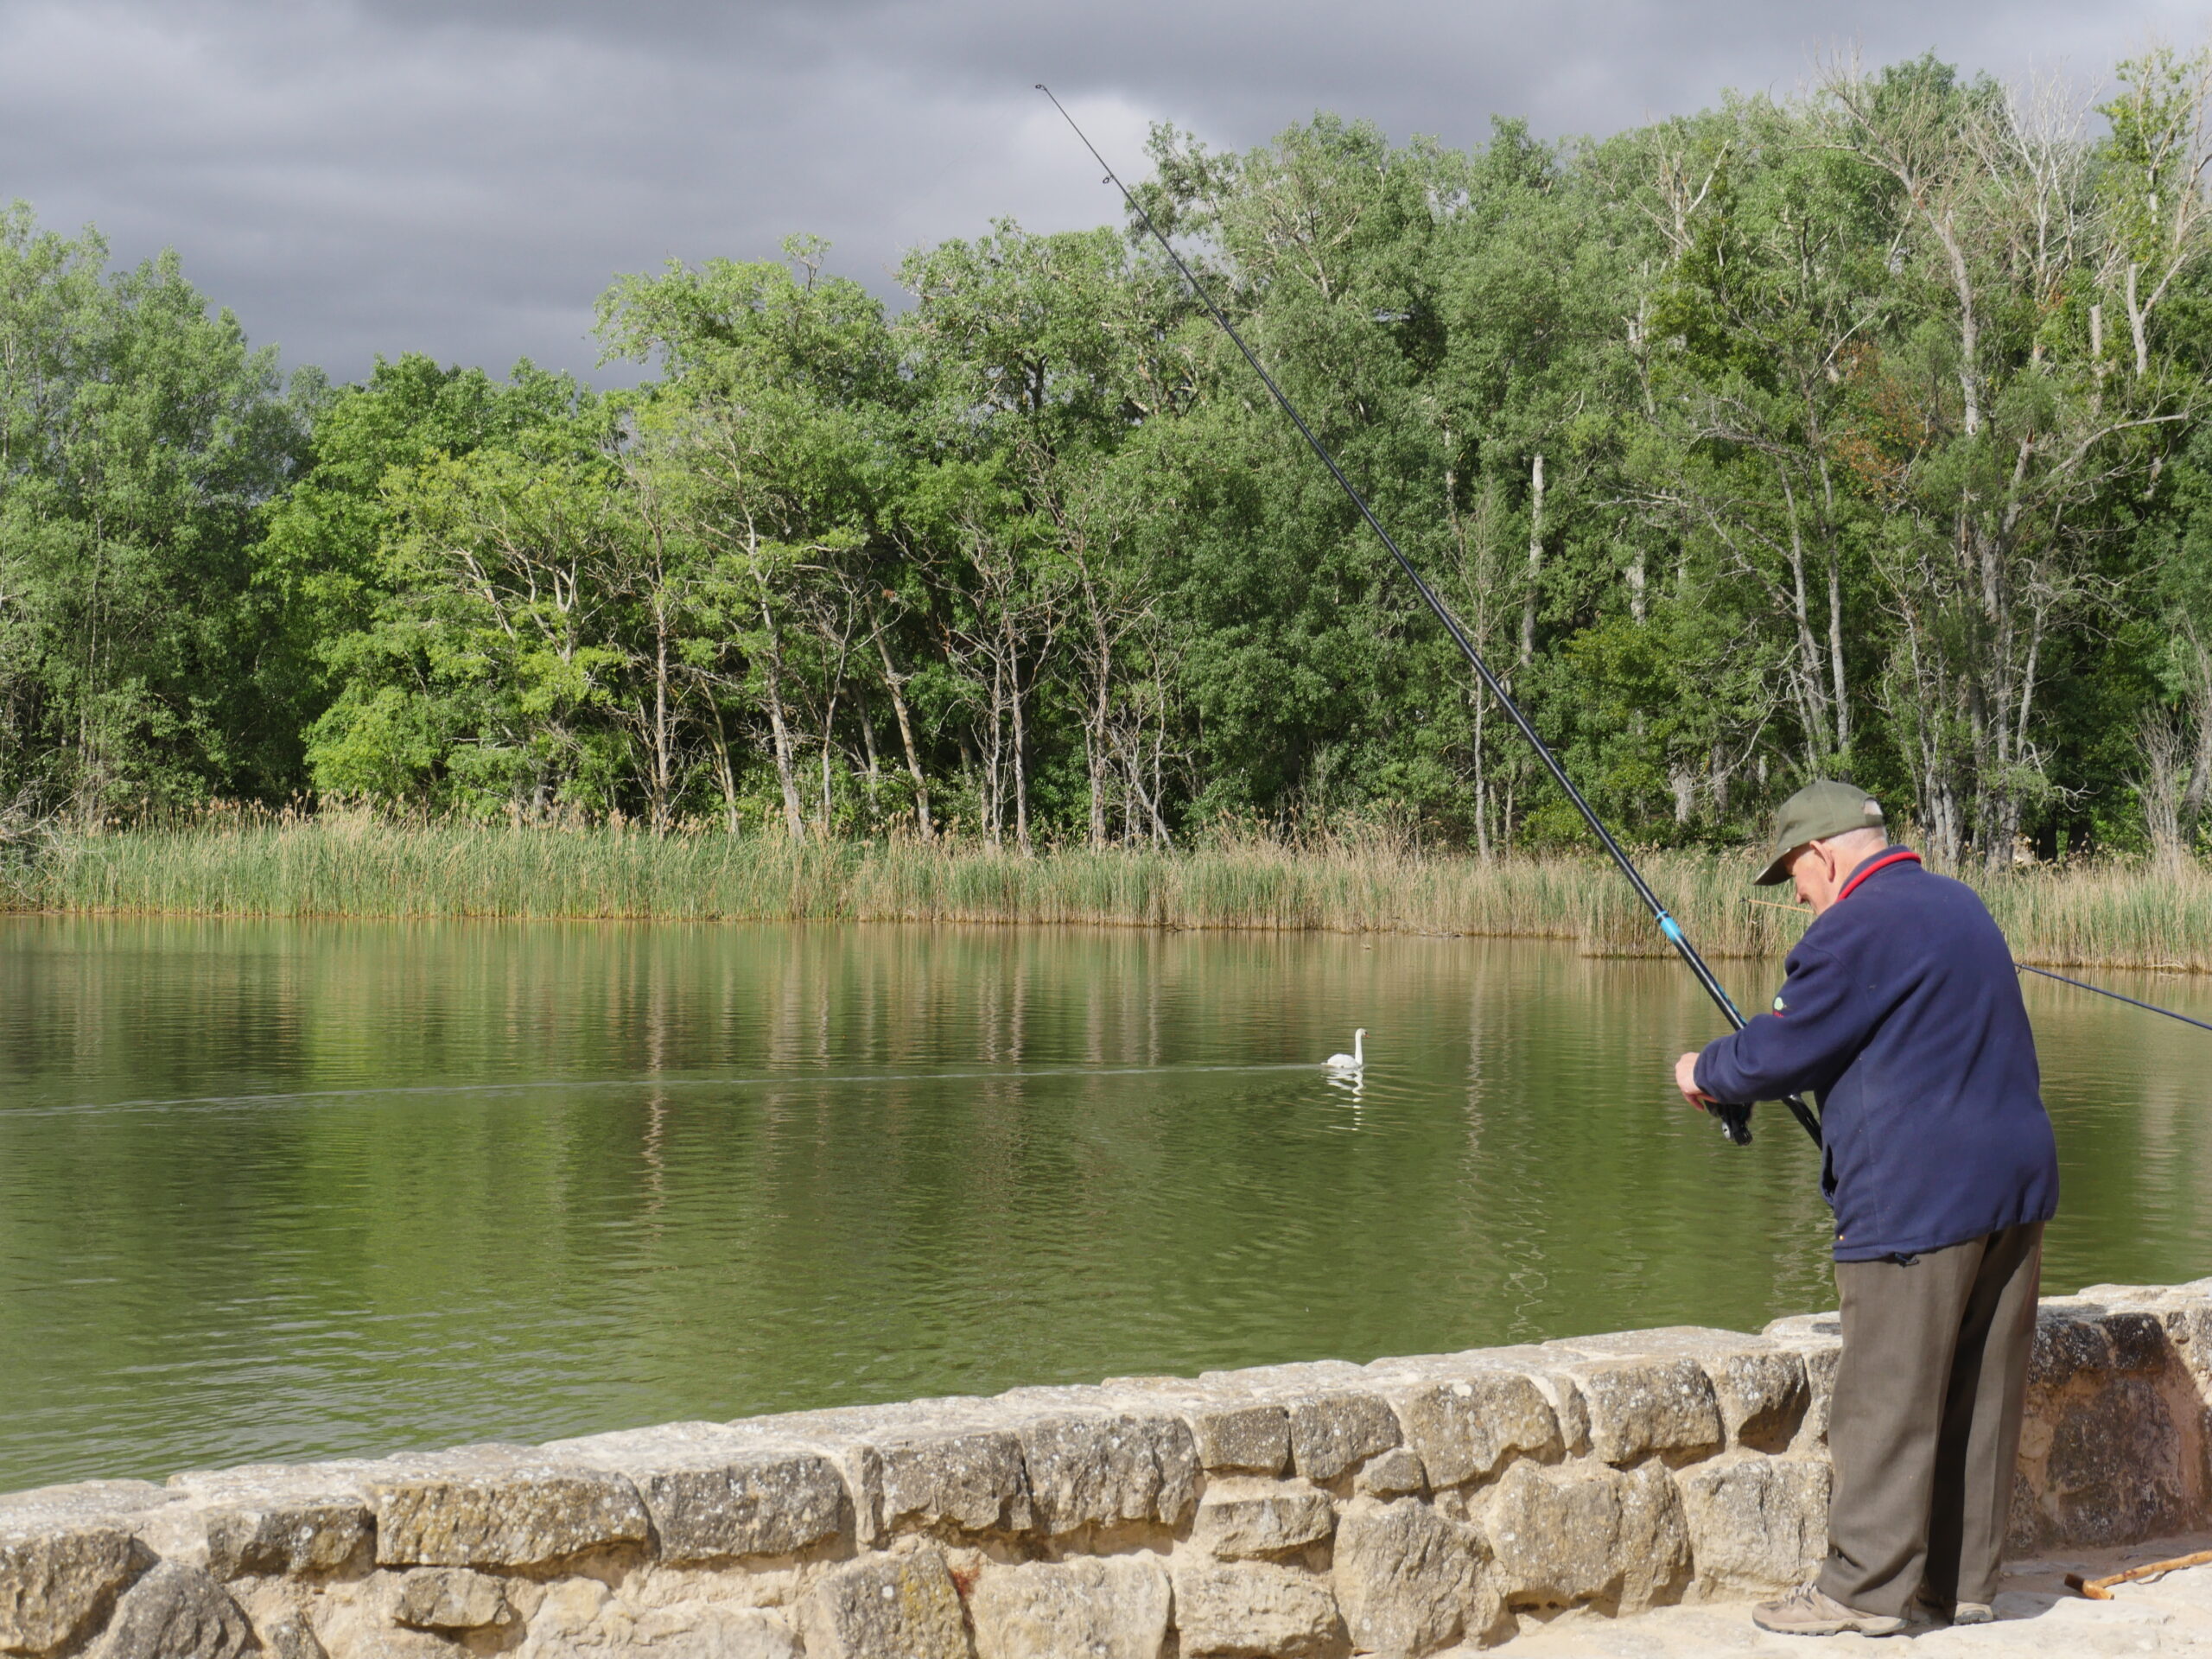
[8,820,2209,970]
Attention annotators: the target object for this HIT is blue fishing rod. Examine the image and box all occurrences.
[1039,86,1820,1149]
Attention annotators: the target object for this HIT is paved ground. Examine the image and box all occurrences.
[1484,1536,2212,1656]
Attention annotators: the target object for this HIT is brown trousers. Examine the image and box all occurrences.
[1819,1222,2044,1616]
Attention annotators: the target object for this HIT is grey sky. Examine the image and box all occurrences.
[0,0,2199,383]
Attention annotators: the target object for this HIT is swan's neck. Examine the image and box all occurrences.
[1353,1032,1363,1064]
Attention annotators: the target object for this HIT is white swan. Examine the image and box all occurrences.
[1325,1029,1365,1071]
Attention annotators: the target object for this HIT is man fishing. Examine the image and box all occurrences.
[1675,779,2060,1637]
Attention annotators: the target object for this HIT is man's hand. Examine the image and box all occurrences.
[1675,1052,1710,1108]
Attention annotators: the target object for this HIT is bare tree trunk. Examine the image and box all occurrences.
[1084,630,1114,849]
[982,656,1006,847]
[1149,725,1169,845]
[1826,549,1850,756]
[1010,655,1032,856]
[1087,734,1109,849]
[874,635,933,842]
[859,709,881,820]
[760,607,807,842]
[1778,467,1834,761]
[2126,262,2150,379]
[1471,692,1491,862]
[707,704,741,835]
[1520,454,1545,669]
[649,591,674,837]
[818,686,840,836]
[2182,635,2212,849]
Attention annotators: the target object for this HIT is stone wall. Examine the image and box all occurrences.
[7,1278,2210,1659]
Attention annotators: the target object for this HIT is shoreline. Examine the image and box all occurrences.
[4,822,2208,972]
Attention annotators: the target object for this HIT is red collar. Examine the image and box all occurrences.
[1835,849,1921,905]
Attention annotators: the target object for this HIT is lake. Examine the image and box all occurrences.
[2,915,2206,1492]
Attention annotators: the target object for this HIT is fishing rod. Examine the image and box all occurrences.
[2018,964,2212,1032]
[1038,86,1820,1150]
[1746,898,2212,1034]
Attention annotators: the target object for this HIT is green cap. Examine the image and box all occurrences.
[1755,779,1886,886]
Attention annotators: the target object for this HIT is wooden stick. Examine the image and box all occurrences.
[2064,1549,2212,1599]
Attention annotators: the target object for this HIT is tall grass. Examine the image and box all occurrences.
[8,818,2209,969]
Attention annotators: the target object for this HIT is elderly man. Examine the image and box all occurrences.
[1675,779,2059,1637]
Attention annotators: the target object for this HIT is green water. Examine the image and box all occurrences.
[3,917,2207,1494]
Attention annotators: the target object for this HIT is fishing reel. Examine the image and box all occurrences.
[1705,1099,1754,1147]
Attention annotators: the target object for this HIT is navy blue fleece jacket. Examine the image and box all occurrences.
[1694,848,2059,1262]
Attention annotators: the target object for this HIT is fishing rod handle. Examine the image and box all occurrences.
[1662,912,1822,1147]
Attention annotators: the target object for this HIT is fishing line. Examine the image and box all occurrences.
[1037,85,1817,1149]
[13,1062,1325,1121]
[1745,897,2212,1033]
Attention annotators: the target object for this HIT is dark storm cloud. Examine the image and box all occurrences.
[0,0,2197,382]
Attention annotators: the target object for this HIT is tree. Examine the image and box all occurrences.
[0,205,307,817]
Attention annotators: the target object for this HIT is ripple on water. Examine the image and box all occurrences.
[0,916,2204,1488]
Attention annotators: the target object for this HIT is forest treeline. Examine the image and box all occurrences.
[6,51,2212,870]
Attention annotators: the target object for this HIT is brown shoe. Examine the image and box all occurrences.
[1752,1584,1907,1637]
[1913,1590,1996,1628]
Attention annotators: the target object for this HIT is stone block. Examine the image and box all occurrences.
[365,1446,650,1568]
[86,1561,254,1659]
[2098,1310,2171,1375]
[763,1402,1031,1540]
[389,1567,509,1631]
[1353,1448,1427,1499]
[549,1425,848,1561]
[2162,1302,2212,1388]
[2089,1281,2212,1385]
[644,1609,802,1659]
[1168,1560,1345,1659]
[1193,1363,1400,1484]
[2030,1305,2113,1389]
[1363,1363,1560,1487]
[1549,1327,1806,1449]
[1385,1345,1593,1457]
[2044,1376,2189,1545]
[1614,1462,1696,1612]
[1478,1459,1689,1612]
[1190,1478,1336,1560]
[1286,1391,1401,1484]
[1184,1403,1290,1476]
[969,1555,1169,1659]
[0,1483,166,1522]
[1100,1381,1287,1476]
[1760,1314,1842,1446]
[253,1612,327,1659]
[600,1605,799,1659]
[0,1484,159,1656]
[164,1462,378,1580]
[797,1548,971,1659]
[1675,1452,1831,1593]
[1538,1354,1721,1466]
[879,1427,1029,1537]
[1331,1497,1491,1657]
[1013,1410,1198,1534]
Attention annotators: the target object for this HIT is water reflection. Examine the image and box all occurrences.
[0,916,2204,1491]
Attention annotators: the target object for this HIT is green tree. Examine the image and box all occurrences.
[0,206,307,815]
